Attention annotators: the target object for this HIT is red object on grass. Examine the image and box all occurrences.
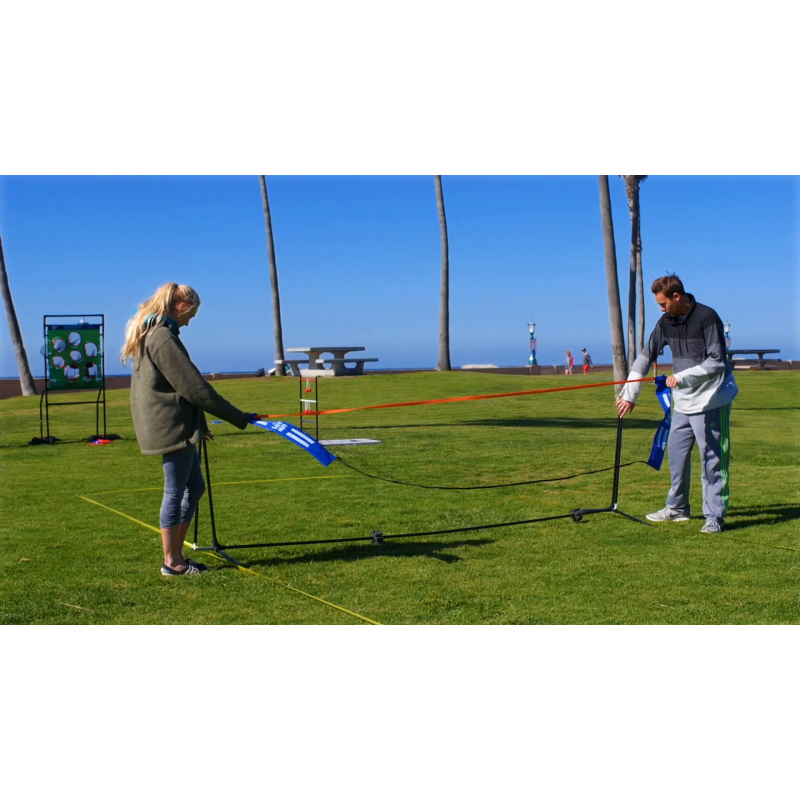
[89,439,114,445]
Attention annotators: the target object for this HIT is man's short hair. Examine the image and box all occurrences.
[651,273,685,296]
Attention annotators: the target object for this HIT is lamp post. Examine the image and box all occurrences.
[724,321,731,352]
[528,321,537,367]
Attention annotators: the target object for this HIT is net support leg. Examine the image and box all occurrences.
[567,414,653,527]
[200,437,221,549]
[611,508,654,527]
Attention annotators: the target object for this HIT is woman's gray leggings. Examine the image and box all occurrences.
[160,444,206,529]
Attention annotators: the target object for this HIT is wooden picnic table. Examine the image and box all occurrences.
[727,349,780,370]
[277,346,378,377]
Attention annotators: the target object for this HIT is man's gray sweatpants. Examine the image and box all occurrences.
[666,404,732,522]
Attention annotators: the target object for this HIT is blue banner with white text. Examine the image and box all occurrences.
[250,420,337,467]
[647,375,672,470]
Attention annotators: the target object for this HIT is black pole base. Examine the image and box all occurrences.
[570,505,654,528]
[29,436,60,445]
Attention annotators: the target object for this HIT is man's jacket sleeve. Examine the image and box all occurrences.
[619,320,665,404]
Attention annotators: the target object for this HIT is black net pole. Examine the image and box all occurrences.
[611,414,624,508]
[201,437,220,549]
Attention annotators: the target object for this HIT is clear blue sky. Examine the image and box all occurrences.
[1,175,797,377]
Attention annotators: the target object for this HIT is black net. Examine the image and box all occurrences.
[268,378,665,491]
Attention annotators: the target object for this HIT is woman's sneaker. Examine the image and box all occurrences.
[646,508,691,522]
[161,561,209,576]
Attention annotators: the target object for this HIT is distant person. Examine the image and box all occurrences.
[581,348,593,374]
[565,350,574,375]
[616,274,738,533]
[121,283,258,576]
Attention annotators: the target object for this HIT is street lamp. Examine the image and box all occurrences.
[528,321,537,366]
[724,321,731,351]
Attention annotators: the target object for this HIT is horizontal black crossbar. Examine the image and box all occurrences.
[194,509,611,551]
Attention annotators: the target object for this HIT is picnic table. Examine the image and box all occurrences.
[727,349,781,370]
[276,346,379,377]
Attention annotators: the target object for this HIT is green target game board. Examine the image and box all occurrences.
[46,324,103,390]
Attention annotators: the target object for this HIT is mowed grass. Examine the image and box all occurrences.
[1,370,798,625]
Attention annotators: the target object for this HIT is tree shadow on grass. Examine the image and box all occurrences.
[231,537,496,568]
[723,503,800,532]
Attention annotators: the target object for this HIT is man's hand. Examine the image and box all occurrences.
[666,375,680,389]
[616,397,636,418]
[202,432,215,441]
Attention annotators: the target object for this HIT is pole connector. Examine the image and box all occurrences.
[371,530,384,544]
[570,509,585,523]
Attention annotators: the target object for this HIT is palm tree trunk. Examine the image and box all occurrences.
[0,234,37,396]
[598,177,628,383]
[434,175,451,371]
[259,177,285,372]
[623,176,639,367]
[636,226,645,353]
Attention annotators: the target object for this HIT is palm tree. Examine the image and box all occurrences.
[598,177,628,383]
[0,234,37,396]
[622,175,648,359]
[635,178,647,354]
[434,176,451,371]
[259,177,285,374]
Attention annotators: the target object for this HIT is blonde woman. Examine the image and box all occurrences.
[565,350,574,375]
[122,283,257,576]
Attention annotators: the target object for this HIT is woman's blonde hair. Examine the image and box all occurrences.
[121,283,200,366]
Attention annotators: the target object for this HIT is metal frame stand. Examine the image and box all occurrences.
[189,414,651,561]
[37,314,119,444]
[565,415,653,527]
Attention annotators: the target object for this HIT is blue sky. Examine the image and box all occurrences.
[1,175,797,376]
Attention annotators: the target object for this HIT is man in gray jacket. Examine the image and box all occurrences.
[616,274,738,533]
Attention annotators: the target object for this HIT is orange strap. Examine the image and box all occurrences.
[257,377,654,420]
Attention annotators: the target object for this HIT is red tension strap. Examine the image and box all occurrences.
[256,377,655,420]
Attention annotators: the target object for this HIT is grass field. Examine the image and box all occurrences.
[1,370,797,624]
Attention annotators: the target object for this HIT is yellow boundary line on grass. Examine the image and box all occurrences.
[91,474,352,495]
[77,495,381,625]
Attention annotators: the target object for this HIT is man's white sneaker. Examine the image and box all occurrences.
[645,508,691,522]
[700,519,723,533]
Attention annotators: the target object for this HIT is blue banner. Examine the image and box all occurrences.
[250,420,337,467]
[647,374,672,470]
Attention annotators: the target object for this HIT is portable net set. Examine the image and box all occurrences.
[191,375,667,561]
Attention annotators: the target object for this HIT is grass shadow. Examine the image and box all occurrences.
[723,503,800,532]
[228,537,496,568]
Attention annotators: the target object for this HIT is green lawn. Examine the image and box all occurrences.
[1,370,797,624]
